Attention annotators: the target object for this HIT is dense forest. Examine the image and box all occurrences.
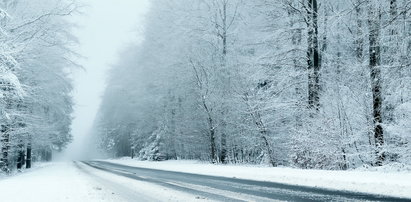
[96,0,411,170]
[0,0,76,173]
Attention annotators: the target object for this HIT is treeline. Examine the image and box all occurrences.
[0,0,76,173]
[95,0,411,170]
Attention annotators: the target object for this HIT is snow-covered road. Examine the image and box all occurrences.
[85,161,409,202]
[105,159,411,199]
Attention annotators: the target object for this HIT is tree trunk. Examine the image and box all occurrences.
[131,145,135,159]
[203,96,217,163]
[26,142,32,169]
[307,0,321,111]
[1,125,10,173]
[210,124,217,163]
[260,130,276,167]
[368,2,384,166]
[355,1,376,154]
[219,1,228,164]
[17,140,25,170]
[390,0,397,36]
[355,0,364,62]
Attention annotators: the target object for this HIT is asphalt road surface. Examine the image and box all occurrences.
[82,161,410,202]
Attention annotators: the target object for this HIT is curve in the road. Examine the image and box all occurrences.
[82,161,411,202]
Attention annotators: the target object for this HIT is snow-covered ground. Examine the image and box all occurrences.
[0,162,202,202]
[1,159,410,201]
[105,158,411,199]
[0,162,125,202]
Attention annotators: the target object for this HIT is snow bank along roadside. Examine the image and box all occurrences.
[104,158,411,199]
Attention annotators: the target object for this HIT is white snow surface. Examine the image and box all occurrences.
[0,162,124,202]
[105,158,411,199]
[0,162,199,202]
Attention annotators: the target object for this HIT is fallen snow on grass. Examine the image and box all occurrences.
[105,158,411,199]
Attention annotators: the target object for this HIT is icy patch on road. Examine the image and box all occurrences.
[105,158,411,199]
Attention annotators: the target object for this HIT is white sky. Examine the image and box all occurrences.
[58,0,150,160]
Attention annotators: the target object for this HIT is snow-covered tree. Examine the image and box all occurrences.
[95,0,411,170]
[0,0,77,173]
